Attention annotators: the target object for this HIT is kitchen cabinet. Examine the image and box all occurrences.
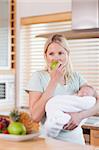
[82,117,99,146]
[83,127,99,146]
[90,130,99,146]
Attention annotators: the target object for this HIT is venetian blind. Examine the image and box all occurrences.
[0,0,10,69]
[19,21,99,107]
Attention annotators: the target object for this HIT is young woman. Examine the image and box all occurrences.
[26,34,99,144]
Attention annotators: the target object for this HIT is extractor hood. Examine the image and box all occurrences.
[36,0,99,39]
[72,0,99,30]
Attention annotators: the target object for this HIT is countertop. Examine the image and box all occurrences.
[0,137,95,150]
[82,116,99,130]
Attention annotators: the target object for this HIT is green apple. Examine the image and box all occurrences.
[50,61,59,70]
[8,122,26,135]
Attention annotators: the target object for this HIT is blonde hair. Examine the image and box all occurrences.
[44,34,73,81]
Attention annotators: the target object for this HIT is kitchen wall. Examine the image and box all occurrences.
[18,0,71,17]
[16,0,71,104]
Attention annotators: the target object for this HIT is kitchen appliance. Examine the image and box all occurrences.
[0,74,15,108]
[72,0,99,29]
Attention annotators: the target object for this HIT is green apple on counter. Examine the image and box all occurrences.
[8,122,26,135]
[50,61,59,70]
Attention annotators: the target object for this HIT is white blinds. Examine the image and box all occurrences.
[0,28,9,67]
[68,39,99,90]
[19,21,99,107]
[0,0,10,69]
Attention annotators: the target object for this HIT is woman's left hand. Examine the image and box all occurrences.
[63,112,82,130]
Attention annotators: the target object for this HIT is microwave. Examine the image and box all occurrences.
[0,74,15,108]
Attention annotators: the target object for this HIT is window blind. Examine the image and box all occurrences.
[19,21,99,107]
[0,0,10,69]
[0,28,9,68]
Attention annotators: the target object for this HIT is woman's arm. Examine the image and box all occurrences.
[29,63,66,122]
[79,95,99,119]
[63,95,99,130]
[29,77,58,122]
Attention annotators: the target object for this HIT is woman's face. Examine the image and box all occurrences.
[45,42,69,67]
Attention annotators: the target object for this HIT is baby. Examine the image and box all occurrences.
[77,85,96,97]
[45,85,96,138]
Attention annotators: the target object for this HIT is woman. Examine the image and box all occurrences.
[26,34,99,144]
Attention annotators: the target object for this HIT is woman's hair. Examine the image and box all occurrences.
[44,34,73,80]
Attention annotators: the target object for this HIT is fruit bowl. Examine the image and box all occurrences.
[0,109,40,141]
[0,131,40,142]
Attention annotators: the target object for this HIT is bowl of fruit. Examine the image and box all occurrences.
[0,109,40,141]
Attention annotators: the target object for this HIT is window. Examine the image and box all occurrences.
[0,0,10,69]
[19,13,99,107]
[0,0,16,70]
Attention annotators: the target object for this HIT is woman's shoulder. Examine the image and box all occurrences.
[71,71,87,82]
[32,70,48,76]
[31,70,49,81]
[71,71,82,78]
[71,71,87,86]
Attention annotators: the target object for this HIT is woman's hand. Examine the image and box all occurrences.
[63,112,82,130]
[48,62,66,82]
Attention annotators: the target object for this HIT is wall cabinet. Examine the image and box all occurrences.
[82,125,99,146]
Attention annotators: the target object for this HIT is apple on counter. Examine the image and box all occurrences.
[8,122,26,135]
[6,109,27,135]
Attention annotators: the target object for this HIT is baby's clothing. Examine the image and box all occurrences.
[45,95,96,138]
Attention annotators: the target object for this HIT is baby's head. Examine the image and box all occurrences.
[77,85,96,97]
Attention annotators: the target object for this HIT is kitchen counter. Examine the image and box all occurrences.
[0,111,98,148]
[82,116,99,130]
[0,137,95,150]
[82,116,99,146]
[82,124,99,131]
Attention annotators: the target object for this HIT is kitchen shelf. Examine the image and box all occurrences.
[36,28,99,39]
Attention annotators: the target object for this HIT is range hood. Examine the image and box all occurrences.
[72,0,99,30]
[36,0,99,39]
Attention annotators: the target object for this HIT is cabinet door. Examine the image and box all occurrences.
[90,130,99,146]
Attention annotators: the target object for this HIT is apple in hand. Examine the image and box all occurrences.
[8,122,26,135]
[50,61,59,70]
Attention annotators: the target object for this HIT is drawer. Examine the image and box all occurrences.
[90,130,99,146]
